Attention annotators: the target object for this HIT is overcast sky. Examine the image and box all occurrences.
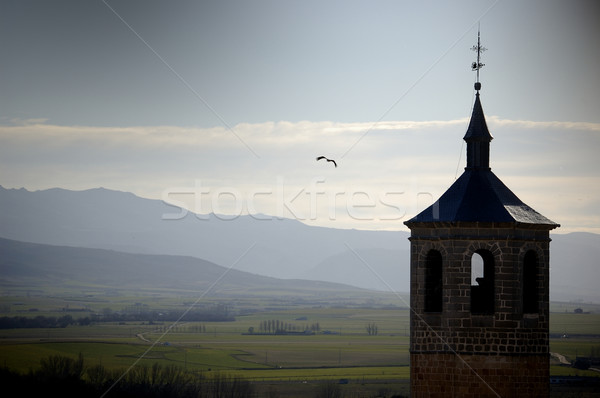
[1,0,599,233]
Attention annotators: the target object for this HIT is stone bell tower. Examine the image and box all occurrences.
[404,31,559,398]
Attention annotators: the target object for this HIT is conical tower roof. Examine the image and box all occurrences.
[405,89,559,228]
[463,93,492,142]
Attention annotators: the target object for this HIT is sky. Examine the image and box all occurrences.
[1,0,599,233]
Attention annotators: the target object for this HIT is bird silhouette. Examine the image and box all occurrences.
[316,156,337,168]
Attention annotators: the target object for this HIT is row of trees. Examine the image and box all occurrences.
[254,319,321,334]
[249,320,382,336]
[0,309,234,330]
[365,322,379,336]
[0,353,254,398]
[0,315,80,329]
[152,324,210,334]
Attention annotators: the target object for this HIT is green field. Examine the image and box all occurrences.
[0,293,599,396]
[0,306,411,377]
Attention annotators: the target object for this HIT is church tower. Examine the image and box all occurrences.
[404,31,559,397]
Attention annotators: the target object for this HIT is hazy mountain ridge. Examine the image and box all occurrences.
[0,186,598,302]
[0,237,369,296]
[0,186,407,286]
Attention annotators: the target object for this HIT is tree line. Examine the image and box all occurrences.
[0,315,80,329]
[152,324,210,334]
[0,353,254,398]
[0,309,234,329]
[365,322,379,336]
[250,319,321,334]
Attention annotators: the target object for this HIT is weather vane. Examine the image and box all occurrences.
[471,24,486,91]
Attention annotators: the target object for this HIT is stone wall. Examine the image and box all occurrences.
[408,223,552,397]
[410,352,549,398]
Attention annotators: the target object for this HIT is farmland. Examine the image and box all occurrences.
[0,294,411,376]
[0,292,599,397]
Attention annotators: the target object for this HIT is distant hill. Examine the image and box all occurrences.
[0,237,370,297]
[0,186,598,302]
[0,186,409,291]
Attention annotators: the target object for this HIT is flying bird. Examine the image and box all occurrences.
[316,156,337,168]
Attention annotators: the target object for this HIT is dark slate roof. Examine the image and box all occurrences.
[463,93,493,142]
[405,169,559,226]
[405,86,558,228]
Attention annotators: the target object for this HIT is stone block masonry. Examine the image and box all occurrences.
[407,224,552,397]
[410,352,548,398]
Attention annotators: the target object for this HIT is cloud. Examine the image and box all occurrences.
[487,116,600,132]
[0,118,598,232]
[7,117,594,157]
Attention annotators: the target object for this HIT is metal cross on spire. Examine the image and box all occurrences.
[471,24,486,91]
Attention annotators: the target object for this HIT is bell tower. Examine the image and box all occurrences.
[404,30,559,397]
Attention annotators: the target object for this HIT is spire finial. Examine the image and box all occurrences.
[471,23,486,91]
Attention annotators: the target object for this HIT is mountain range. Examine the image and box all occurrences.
[0,237,371,299]
[0,186,598,302]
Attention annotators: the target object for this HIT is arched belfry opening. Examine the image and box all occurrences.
[424,249,443,313]
[470,252,484,286]
[470,250,494,314]
[404,29,559,398]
